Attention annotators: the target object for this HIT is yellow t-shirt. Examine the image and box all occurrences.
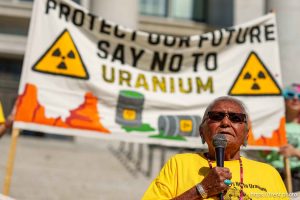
[0,102,5,124]
[142,153,288,200]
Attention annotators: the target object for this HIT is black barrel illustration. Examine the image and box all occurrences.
[115,90,145,127]
[158,115,201,137]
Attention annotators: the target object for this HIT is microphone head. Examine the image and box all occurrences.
[213,134,227,148]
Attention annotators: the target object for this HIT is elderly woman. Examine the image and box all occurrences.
[142,96,287,200]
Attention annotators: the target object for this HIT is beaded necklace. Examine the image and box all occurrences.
[204,153,244,200]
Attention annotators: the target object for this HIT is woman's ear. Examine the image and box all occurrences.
[243,121,250,147]
[199,126,205,144]
[245,117,251,134]
[243,133,249,147]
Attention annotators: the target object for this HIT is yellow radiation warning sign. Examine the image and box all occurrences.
[228,52,281,96]
[180,119,192,132]
[123,109,136,121]
[32,29,89,79]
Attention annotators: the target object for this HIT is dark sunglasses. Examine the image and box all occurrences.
[207,111,247,123]
[284,90,300,100]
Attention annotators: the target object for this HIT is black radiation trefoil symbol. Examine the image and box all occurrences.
[52,48,76,70]
[243,70,266,90]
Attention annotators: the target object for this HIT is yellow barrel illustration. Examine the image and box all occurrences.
[158,115,201,137]
[115,90,144,127]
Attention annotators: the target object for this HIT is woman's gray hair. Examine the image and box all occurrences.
[199,96,250,146]
[200,96,249,126]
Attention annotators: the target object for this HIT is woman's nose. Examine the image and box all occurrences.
[220,115,231,127]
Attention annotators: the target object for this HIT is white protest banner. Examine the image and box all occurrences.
[14,0,286,148]
[0,194,15,200]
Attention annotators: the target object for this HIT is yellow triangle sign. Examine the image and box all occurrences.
[32,29,89,79]
[228,52,281,96]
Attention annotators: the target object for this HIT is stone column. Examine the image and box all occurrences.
[88,0,138,29]
[266,0,300,87]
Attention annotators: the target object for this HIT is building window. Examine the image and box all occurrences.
[140,0,167,17]
[139,0,207,22]
[71,0,81,4]
[0,58,22,82]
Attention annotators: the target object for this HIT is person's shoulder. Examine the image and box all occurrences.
[168,152,206,162]
[286,122,300,133]
[172,152,204,158]
[242,157,279,172]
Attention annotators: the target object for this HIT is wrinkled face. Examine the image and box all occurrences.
[200,100,248,152]
[285,99,300,113]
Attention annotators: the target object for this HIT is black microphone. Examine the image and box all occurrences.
[213,134,227,200]
[213,133,227,167]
